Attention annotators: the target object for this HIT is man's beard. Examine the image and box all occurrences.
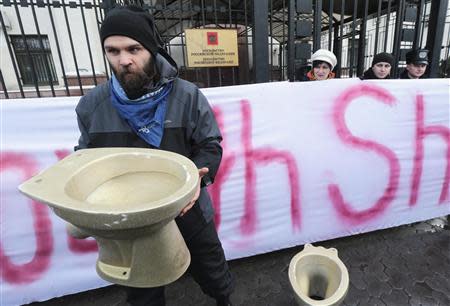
[113,58,156,100]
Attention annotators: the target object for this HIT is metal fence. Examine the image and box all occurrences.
[288,0,450,80]
[0,0,449,99]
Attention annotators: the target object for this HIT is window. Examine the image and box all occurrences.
[10,35,58,86]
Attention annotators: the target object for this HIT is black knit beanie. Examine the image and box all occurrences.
[372,52,394,67]
[100,6,162,55]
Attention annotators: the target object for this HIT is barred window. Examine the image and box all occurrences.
[10,35,58,86]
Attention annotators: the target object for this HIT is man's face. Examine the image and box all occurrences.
[372,62,391,79]
[104,35,155,99]
[406,63,427,79]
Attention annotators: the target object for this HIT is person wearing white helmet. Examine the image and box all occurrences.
[302,49,337,81]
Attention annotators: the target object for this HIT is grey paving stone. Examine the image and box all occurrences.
[348,269,368,290]
[410,295,439,306]
[385,266,413,290]
[342,284,370,306]
[424,275,450,296]
[254,273,282,298]
[404,281,435,304]
[364,274,393,298]
[367,296,388,306]
[380,252,409,271]
[366,260,390,282]
[400,250,428,268]
[348,250,372,269]
[380,288,410,306]
[431,290,450,306]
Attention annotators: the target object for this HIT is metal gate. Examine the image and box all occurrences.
[0,0,449,99]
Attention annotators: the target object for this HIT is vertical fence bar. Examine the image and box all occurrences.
[333,16,340,70]
[244,0,250,83]
[212,0,222,87]
[349,0,358,77]
[0,10,24,97]
[374,0,382,55]
[425,0,448,77]
[419,1,428,48]
[30,0,56,96]
[313,0,322,51]
[162,0,171,57]
[413,0,425,50]
[61,0,83,95]
[80,0,98,86]
[229,0,236,85]
[328,0,333,51]
[178,0,187,71]
[252,0,269,83]
[47,0,69,95]
[279,0,289,81]
[0,69,9,98]
[392,0,405,77]
[336,0,345,78]
[383,0,392,52]
[12,0,41,97]
[287,0,295,81]
[199,0,210,87]
[94,0,110,80]
[281,0,286,81]
[187,1,201,85]
[357,0,368,76]
[445,31,450,76]
[269,0,273,80]
[227,0,237,84]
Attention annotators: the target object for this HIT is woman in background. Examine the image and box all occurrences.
[302,49,337,81]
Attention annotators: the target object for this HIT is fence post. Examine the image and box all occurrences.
[425,0,448,77]
[252,0,269,83]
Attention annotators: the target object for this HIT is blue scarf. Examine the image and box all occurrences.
[110,75,173,147]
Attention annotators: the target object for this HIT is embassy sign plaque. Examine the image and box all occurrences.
[185,29,239,67]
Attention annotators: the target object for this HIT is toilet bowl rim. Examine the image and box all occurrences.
[18,148,200,225]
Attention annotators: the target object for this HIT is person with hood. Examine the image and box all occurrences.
[302,49,337,81]
[399,49,429,79]
[73,5,233,306]
[361,52,394,79]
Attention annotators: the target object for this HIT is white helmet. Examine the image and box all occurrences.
[311,49,337,71]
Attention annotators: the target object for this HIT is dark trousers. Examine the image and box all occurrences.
[124,204,233,306]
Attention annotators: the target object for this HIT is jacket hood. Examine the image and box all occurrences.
[155,47,178,83]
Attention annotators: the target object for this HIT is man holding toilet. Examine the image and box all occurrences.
[73,5,233,306]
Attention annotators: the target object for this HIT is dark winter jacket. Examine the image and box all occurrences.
[75,52,222,224]
[399,70,428,79]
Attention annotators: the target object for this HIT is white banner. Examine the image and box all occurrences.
[1,79,449,305]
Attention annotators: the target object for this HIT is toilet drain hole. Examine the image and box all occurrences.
[309,295,325,300]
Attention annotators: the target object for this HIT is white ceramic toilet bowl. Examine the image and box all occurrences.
[19,148,199,287]
[288,244,349,306]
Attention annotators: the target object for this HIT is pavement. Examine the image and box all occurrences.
[28,216,449,306]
